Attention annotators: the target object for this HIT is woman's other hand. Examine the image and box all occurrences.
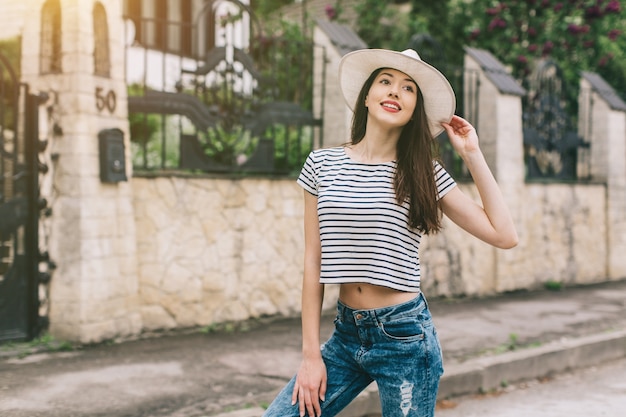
[292,356,327,417]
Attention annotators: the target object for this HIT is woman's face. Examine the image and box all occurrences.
[364,68,418,129]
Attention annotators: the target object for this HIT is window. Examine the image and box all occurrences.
[123,0,214,58]
[40,0,62,74]
[93,2,111,77]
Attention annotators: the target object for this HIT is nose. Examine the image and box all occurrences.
[388,88,398,98]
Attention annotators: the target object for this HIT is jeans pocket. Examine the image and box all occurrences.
[379,318,425,341]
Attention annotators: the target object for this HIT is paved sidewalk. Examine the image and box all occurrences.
[1,280,626,417]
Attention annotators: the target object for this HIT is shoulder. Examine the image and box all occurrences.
[307,146,346,166]
[310,146,345,159]
[432,160,457,198]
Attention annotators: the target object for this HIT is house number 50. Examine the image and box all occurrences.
[95,87,117,113]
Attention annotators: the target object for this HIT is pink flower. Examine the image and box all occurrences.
[517,55,528,64]
[528,44,538,52]
[567,24,590,35]
[542,41,554,55]
[325,5,336,20]
[488,17,507,30]
[554,2,564,12]
[608,29,621,40]
[605,0,621,13]
[584,5,603,20]
[486,7,500,16]
[598,54,613,67]
[470,28,481,40]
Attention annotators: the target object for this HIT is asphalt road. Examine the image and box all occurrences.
[435,357,626,417]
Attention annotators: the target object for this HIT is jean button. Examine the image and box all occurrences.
[355,313,363,320]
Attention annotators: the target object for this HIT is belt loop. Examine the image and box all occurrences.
[338,302,347,321]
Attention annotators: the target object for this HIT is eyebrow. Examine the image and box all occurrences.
[380,71,416,85]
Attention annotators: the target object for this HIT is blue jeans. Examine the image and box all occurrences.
[263,292,444,417]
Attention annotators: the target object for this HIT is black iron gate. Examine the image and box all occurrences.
[523,59,589,180]
[0,53,47,343]
[126,0,323,175]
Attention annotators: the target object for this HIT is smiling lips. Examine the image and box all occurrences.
[381,100,401,112]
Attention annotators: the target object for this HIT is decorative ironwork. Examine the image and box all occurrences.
[0,53,51,343]
[523,59,588,180]
[126,0,322,175]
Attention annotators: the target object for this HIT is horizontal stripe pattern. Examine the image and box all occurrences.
[297,147,456,292]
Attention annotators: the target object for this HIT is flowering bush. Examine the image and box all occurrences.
[355,0,625,102]
[458,0,623,83]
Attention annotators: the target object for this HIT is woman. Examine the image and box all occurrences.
[263,49,518,417]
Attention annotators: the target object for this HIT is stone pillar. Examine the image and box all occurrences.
[313,21,368,149]
[20,0,141,342]
[580,72,626,280]
[463,48,526,292]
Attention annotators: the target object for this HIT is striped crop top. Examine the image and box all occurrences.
[296,146,457,292]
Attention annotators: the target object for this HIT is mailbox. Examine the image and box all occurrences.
[98,128,127,183]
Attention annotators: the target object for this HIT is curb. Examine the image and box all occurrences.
[208,328,626,416]
[332,328,626,417]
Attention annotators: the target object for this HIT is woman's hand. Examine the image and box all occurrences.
[441,115,480,159]
[292,356,327,417]
[439,116,519,249]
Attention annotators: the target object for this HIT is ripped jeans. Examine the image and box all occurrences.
[263,292,444,417]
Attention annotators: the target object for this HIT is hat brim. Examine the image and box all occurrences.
[338,49,456,138]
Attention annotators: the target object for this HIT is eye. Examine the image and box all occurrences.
[403,84,415,93]
[380,78,391,85]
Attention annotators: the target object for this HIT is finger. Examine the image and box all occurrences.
[291,381,299,406]
[303,390,318,417]
[298,388,306,417]
[314,398,322,417]
[319,376,327,402]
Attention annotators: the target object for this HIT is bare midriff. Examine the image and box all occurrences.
[338,282,419,310]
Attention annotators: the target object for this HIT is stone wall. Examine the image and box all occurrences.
[130,176,609,329]
[132,176,340,329]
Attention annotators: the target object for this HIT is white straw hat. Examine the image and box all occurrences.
[338,48,456,137]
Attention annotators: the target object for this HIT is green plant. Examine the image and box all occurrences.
[130,114,180,170]
[251,19,315,109]
[507,333,519,351]
[544,280,563,291]
[251,0,292,18]
[426,0,625,114]
[354,0,414,50]
[349,0,625,115]
[2,333,75,359]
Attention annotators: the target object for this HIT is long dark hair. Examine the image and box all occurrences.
[350,68,443,234]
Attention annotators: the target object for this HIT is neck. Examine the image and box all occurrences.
[349,139,397,164]
[350,124,400,163]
